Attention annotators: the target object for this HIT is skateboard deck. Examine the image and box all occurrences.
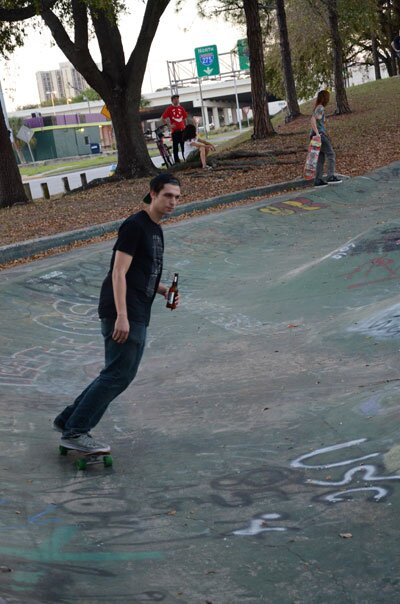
[59,445,113,470]
[304,135,321,180]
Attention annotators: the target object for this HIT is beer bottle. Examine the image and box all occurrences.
[166,273,179,310]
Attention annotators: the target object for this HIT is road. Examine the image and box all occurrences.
[2,162,400,602]
[24,155,165,200]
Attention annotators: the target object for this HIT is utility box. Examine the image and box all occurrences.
[90,143,101,154]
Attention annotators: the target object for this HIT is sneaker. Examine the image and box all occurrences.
[202,165,213,170]
[60,433,111,453]
[314,179,328,188]
[53,419,65,433]
[326,175,343,184]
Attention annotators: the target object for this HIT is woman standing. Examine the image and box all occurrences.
[310,90,342,188]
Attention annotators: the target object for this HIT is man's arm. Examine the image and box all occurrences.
[161,107,170,126]
[112,251,133,344]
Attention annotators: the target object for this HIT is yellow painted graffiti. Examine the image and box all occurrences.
[284,201,321,211]
[259,206,294,216]
[259,197,326,216]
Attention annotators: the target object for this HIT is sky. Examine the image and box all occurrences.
[0,0,245,111]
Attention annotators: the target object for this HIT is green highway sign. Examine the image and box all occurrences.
[194,45,220,78]
[237,38,250,70]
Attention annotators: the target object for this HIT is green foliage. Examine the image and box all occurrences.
[72,88,101,102]
[197,0,400,101]
[8,115,22,133]
[0,20,25,57]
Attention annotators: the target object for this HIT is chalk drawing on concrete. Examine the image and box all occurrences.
[33,298,99,336]
[182,294,267,334]
[23,260,104,302]
[0,337,102,387]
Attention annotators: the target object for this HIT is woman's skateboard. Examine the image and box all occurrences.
[304,135,321,180]
[59,445,113,470]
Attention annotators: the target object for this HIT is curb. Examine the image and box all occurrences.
[0,177,309,264]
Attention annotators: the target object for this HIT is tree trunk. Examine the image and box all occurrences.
[326,0,351,114]
[390,49,399,76]
[106,91,156,178]
[243,0,275,138]
[371,32,381,79]
[40,0,170,179]
[275,0,300,119]
[0,102,28,208]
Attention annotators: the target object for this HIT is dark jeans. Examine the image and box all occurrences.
[315,132,336,182]
[172,130,184,162]
[56,319,147,437]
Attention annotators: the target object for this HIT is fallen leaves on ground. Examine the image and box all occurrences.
[1,78,399,271]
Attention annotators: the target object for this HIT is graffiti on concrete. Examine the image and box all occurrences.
[233,513,293,536]
[291,438,400,503]
[332,227,400,260]
[1,437,398,599]
[331,242,356,260]
[341,256,400,289]
[259,197,326,216]
[347,302,400,339]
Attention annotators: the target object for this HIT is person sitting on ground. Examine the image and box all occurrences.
[183,124,216,170]
[310,89,342,188]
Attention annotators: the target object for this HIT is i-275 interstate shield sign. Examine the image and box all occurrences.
[195,45,220,78]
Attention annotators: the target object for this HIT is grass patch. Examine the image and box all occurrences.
[19,155,118,177]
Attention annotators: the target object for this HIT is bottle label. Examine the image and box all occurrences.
[167,292,176,305]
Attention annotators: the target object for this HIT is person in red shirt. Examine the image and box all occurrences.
[161,94,188,163]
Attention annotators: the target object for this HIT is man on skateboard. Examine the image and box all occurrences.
[53,174,181,454]
[161,94,188,163]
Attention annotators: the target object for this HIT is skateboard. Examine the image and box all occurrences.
[304,135,322,181]
[59,445,113,470]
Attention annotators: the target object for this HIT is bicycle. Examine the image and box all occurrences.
[155,126,174,168]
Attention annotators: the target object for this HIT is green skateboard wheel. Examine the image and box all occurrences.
[103,455,113,467]
[76,458,87,470]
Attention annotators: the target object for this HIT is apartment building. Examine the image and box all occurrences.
[36,62,89,103]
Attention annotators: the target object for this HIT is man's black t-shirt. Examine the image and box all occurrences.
[98,210,164,325]
[393,35,400,51]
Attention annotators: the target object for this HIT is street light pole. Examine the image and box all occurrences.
[82,95,91,114]
[68,81,91,113]
[46,90,56,115]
